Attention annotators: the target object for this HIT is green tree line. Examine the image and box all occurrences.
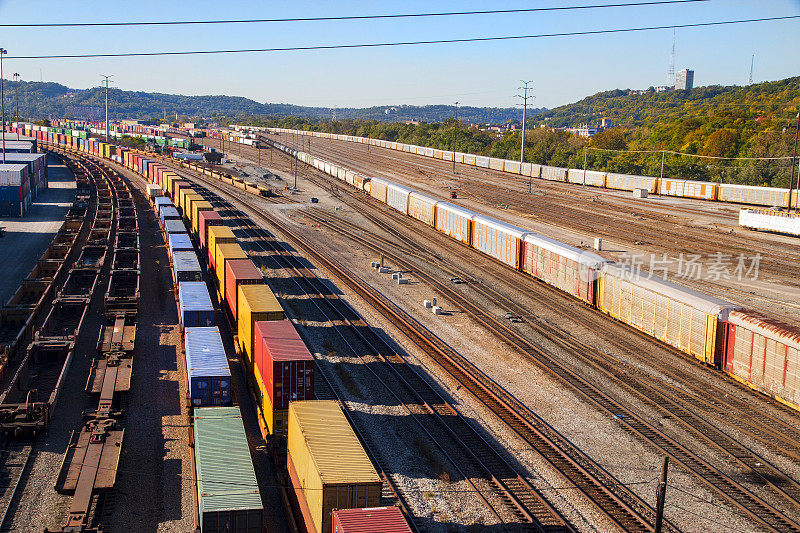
[245,77,800,187]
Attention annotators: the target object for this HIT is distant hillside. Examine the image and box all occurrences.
[2,80,540,125]
[536,77,800,128]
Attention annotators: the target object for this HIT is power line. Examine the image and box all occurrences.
[0,1,711,28]
[6,15,798,60]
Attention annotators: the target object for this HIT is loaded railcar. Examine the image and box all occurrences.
[184,327,232,407]
[722,311,800,410]
[521,233,610,305]
[471,215,529,269]
[597,264,737,365]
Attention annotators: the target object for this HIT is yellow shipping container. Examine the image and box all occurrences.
[191,201,213,235]
[237,284,283,363]
[254,368,289,436]
[183,193,204,220]
[287,401,381,533]
[208,226,237,268]
[178,187,197,214]
[215,242,247,298]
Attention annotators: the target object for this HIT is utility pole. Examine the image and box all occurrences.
[1,48,7,165]
[654,456,670,533]
[516,81,533,166]
[583,147,588,187]
[452,101,459,173]
[13,72,19,139]
[790,113,800,213]
[101,75,113,145]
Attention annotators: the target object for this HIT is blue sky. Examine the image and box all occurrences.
[0,0,798,109]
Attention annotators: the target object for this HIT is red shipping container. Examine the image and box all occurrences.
[225,258,263,320]
[199,209,224,250]
[333,507,412,533]
[254,320,314,409]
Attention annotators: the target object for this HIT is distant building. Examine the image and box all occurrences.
[655,85,672,93]
[676,69,694,90]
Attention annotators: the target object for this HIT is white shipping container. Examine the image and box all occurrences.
[0,164,28,186]
[739,208,800,237]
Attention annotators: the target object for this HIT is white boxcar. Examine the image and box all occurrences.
[540,166,568,182]
[436,202,477,245]
[408,191,439,227]
[424,147,434,158]
[597,263,737,365]
[659,178,716,200]
[521,233,610,304]
[567,169,606,187]
[442,151,454,162]
[476,156,490,168]
[739,208,800,236]
[369,176,389,203]
[463,153,477,166]
[489,158,505,171]
[605,172,658,193]
[718,183,787,207]
[504,160,521,174]
[386,182,413,214]
[472,215,530,269]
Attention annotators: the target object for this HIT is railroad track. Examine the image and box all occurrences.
[191,143,800,530]
[0,443,33,531]
[261,133,800,290]
[156,161,666,532]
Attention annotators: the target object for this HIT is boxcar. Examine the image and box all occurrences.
[540,165,569,182]
[407,191,438,227]
[722,310,800,409]
[369,177,388,204]
[385,182,412,215]
[739,208,800,237]
[435,202,476,245]
[597,264,737,365]
[659,178,717,200]
[605,172,658,193]
[718,183,788,207]
[472,215,529,269]
[567,169,606,187]
[521,234,609,305]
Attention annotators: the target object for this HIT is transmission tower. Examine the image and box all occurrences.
[667,28,676,87]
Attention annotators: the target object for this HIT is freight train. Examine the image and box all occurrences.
[261,137,800,414]
[35,129,799,528]
[38,134,408,533]
[259,126,800,209]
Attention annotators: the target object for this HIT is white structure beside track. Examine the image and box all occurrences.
[739,208,800,237]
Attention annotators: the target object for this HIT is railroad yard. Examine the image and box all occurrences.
[0,118,797,533]
[1,4,800,528]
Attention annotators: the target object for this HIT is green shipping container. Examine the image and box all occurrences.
[194,407,263,533]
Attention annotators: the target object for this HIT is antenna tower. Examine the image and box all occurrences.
[749,54,754,85]
[668,29,676,87]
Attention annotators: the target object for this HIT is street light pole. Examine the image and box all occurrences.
[1,48,7,165]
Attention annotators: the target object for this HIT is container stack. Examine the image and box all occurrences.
[0,164,31,217]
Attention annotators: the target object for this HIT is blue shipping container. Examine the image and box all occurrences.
[155,197,173,213]
[164,219,187,234]
[184,327,231,407]
[169,233,194,256]
[160,206,181,223]
[172,250,202,283]
[178,281,214,327]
